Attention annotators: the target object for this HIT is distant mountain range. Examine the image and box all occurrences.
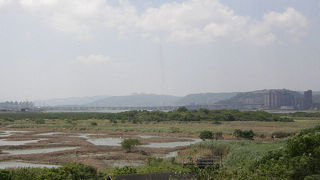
[35,90,320,107]
[87,94,180,107]
[35,95,110,106]
[36,92,237,107]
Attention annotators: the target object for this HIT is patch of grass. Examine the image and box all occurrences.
[177,139,285,170]
[104,158,187,178]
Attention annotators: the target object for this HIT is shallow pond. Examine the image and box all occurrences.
[37,132,64,136]
[0,161,60,169]
[0,131,31,137]
[141,138,202,148]
[0,138,47,146]
[86,136,201,148]
[2,147,79,155]
[86,138,123,146]
[135,135,158,139]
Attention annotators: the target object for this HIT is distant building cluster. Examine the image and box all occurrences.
[264,90,312,110]
[0,101,35,112]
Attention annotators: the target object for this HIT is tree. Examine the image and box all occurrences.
[199,130,213,141]
[177,106,188,112]
[121,139,142,152]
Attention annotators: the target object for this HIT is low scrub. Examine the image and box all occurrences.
[233,129,254,140]
[271,131,294,138]
[199,131,213,141]
[0,163,103,180]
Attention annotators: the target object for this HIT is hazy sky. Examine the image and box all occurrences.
[0,0,320,101]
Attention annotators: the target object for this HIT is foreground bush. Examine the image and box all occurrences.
[252,126,320,180]
[178,126,320,179]
[0,163,103,180]
[112,166,137,176]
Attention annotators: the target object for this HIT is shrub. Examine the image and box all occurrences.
[233,129,254,140]
[271,131,294,138]
[252,126,320,180]
[113,166,137,176]
[55,163,98,180]
[169,127,181,133]
[1,163,101,180]
[90,122,98,126]
[304,175,320,180]
[35,119,45,124]
[199,131,213,141]
[121,139,142,152]
[0,170,10,179]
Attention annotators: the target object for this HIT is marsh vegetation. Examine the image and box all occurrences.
[0,110,318,179]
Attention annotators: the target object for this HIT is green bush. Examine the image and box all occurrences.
[233,129,254,140]
[90,122,98,126]
[252,126,320,180]
[199,131,213,141]
[0,163,102,180]
[0,170,10,180]
[113,166,137,176]
[169,127,181,133]
[35,119,45,124]
[121,139,142,152]
[304,175,320,180]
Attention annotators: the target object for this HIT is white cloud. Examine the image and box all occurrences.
[135,1,308,44]
[0,0,12,7]
[135,0,249,43]
[12,0,309,44]
[17,0,106,40]
[74,54,114,64]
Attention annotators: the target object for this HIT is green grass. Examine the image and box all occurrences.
[222,140,285,169]
[104,158,187,178]
[177,139,286,170]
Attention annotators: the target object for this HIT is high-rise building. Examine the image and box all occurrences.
[264,90,295,109]
[303,90,312,109]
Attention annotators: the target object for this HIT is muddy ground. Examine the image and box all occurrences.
[0,129,197,170]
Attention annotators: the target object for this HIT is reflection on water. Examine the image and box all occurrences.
[135,135,158,139]
[37,132,64,136]
[0,161,60,169]
[2,147,79,155]
[87,138,123,146]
